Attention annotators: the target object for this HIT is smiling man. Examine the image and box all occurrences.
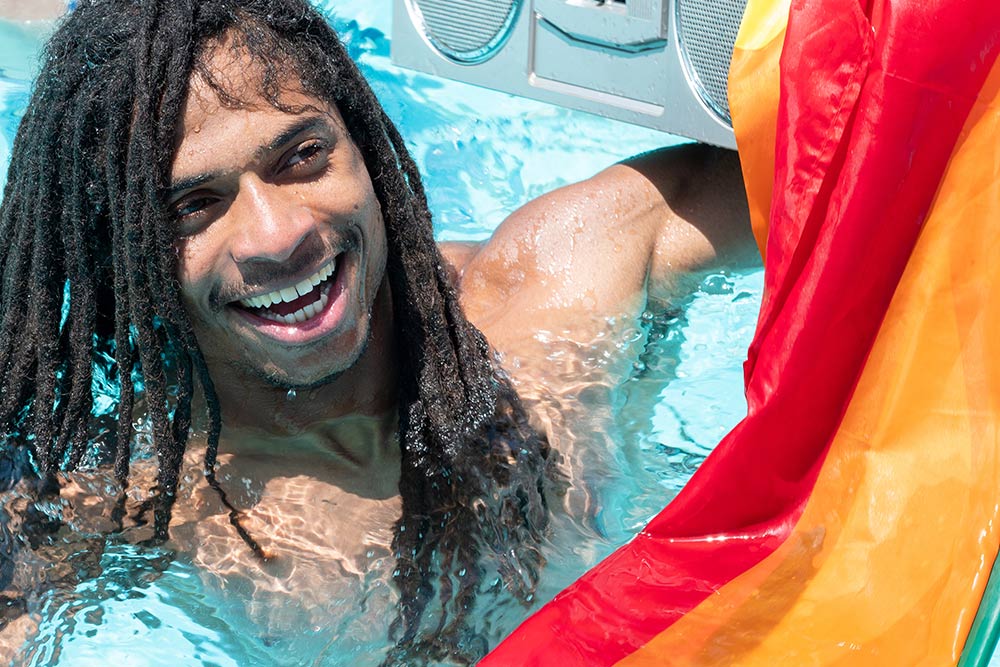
[172,73,393,392]
[0,0,753,663]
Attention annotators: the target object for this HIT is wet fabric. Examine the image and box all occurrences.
[480,0,1000,664]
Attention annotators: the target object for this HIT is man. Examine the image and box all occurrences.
[0,0,754,663]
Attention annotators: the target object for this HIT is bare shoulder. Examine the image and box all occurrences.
[445,143,755,356]
[451,161,659,331]
[438,241,483,281]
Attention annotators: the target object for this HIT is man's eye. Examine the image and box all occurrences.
[170,194,223,237]
[283,140,329,173]
[173,196,215,220]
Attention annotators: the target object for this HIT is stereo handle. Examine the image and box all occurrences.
[533,0,669,49]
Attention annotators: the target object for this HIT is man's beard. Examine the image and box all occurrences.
[238,315,375,392]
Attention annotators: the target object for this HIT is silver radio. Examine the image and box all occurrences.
[391,0,748,148]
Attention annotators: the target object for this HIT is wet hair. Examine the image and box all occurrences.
[0,0,551,662]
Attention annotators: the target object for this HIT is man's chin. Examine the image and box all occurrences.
[244,329,372,392]
[256,366,346,392]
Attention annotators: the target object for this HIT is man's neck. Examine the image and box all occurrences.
[204,284,400,496]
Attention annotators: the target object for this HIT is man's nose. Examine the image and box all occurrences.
[229,173,314,264]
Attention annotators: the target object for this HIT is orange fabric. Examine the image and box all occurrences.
[727,0,789,259]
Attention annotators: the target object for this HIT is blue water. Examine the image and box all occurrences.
[0,1,765,665]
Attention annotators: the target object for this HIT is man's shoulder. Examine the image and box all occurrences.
[438,241,483,281]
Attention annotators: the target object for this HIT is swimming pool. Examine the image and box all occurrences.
[0,1,765,665]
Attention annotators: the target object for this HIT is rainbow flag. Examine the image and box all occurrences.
[481,0,1000,664]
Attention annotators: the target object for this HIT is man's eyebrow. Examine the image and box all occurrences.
[168,115,334,199]
[168,172,216,200]
[259,115,332,159]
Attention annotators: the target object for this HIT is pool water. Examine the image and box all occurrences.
[0,1,766,665]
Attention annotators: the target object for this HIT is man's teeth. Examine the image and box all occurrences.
[256,290,330,325]
[238,260,335,313]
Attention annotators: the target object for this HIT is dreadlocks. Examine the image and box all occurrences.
[0,0,552,662]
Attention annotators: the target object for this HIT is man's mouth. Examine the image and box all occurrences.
[235,258,338,324]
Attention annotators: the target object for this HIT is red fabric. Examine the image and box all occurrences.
[481,1,1000,665]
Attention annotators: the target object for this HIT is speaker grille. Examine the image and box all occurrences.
[676,0,747,124]
[408,0,522,64]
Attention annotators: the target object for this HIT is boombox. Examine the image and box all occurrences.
[390,0,748,148]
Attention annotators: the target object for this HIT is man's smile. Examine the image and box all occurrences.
[225,250,356,346]
[170,67,389,387]
[237,257,337,322]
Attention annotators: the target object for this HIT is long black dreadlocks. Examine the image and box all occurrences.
[0,0,552,662]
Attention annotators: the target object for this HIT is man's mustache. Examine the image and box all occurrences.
[208,235,338,311]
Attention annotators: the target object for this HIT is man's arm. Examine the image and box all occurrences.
[447,143,757,346]
[626,143,758,300]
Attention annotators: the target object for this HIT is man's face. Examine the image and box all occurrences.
[169,50,388,389]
